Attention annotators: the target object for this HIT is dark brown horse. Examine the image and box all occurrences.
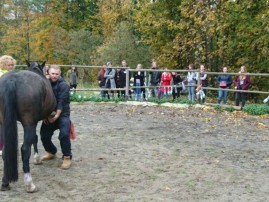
[0,61,56,192]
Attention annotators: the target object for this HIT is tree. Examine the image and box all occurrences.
[96,21,152,69]
[133,0,182,68]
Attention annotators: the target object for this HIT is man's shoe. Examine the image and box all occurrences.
[41,152,55,161]
[61,156,71,170]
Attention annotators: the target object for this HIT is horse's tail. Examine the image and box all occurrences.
[3,80,18,182]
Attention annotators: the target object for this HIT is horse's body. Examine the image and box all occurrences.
[0,62,56,192]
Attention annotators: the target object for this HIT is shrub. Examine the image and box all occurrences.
[214,105,222,111]
[225,106,235,112]
[243,104,269,115]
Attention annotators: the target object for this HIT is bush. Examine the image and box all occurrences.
[243,104,269,115]
[214,105,223,111]
[225,106,235,112]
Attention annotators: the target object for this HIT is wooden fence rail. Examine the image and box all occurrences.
[16,65,269,98]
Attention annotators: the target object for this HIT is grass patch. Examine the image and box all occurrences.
[243,104,269,115]
[225,106,235,112]
[214,105,223,111]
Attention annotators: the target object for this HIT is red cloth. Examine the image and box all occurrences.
[161,73,172,92]
[69,121,77,140]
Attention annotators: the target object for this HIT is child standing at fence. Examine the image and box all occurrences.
[160,67,172,99]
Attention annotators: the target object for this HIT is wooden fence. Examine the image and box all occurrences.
[16,65,269,100]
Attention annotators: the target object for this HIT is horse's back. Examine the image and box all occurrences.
[0,70,56,124]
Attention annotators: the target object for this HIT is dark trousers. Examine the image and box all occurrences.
[41,115,72,158]
[235,92,247,108]
[172,87,181,100]
[118,90,125,98]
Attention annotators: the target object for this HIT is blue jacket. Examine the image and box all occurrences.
[51,77,70,115]
[217,74,232,88]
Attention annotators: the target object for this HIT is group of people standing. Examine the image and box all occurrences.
[217,65,250,109]
[149,62,185,101]
[97,60,251,109]
[187,64,250,109]
[97,60,140,99]
[97,60,186,101]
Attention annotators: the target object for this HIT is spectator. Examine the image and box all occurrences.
[97,65,106,98]
[117,60,129,98]
[133,64,145,101]
[66,66,78,92]
[0,55,16,156]
[149,61,162,98]
[234,65,251,109]
[160,67,172,99]
[198,64,207,103]
[171,72,183,101]
[217,67,232,105]
[187,64,197,102]
[0,55,16,75]
[104,62,116,99]
[115,68,121,97]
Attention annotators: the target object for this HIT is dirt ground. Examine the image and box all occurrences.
[0,102,269,202]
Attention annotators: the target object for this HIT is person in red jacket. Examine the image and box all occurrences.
[234,65,251,109]
[160,67,172,99]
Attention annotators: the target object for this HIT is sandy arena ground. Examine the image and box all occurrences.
[0,102,269,202]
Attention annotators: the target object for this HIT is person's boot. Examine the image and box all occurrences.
[41,152,55,161]
[61,156,71,170]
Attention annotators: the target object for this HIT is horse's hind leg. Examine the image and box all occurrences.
[21,126,38,193]
[33,134,42,165]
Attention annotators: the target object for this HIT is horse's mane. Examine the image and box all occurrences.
[26,60,46,77]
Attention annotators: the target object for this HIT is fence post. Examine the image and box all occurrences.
[197,71,201,90]
[125,68,130,100]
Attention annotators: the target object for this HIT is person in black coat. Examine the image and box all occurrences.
[133,64,146,101]
[149,61,162,98]
[171,72,183,100]
[117,60,131,98]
